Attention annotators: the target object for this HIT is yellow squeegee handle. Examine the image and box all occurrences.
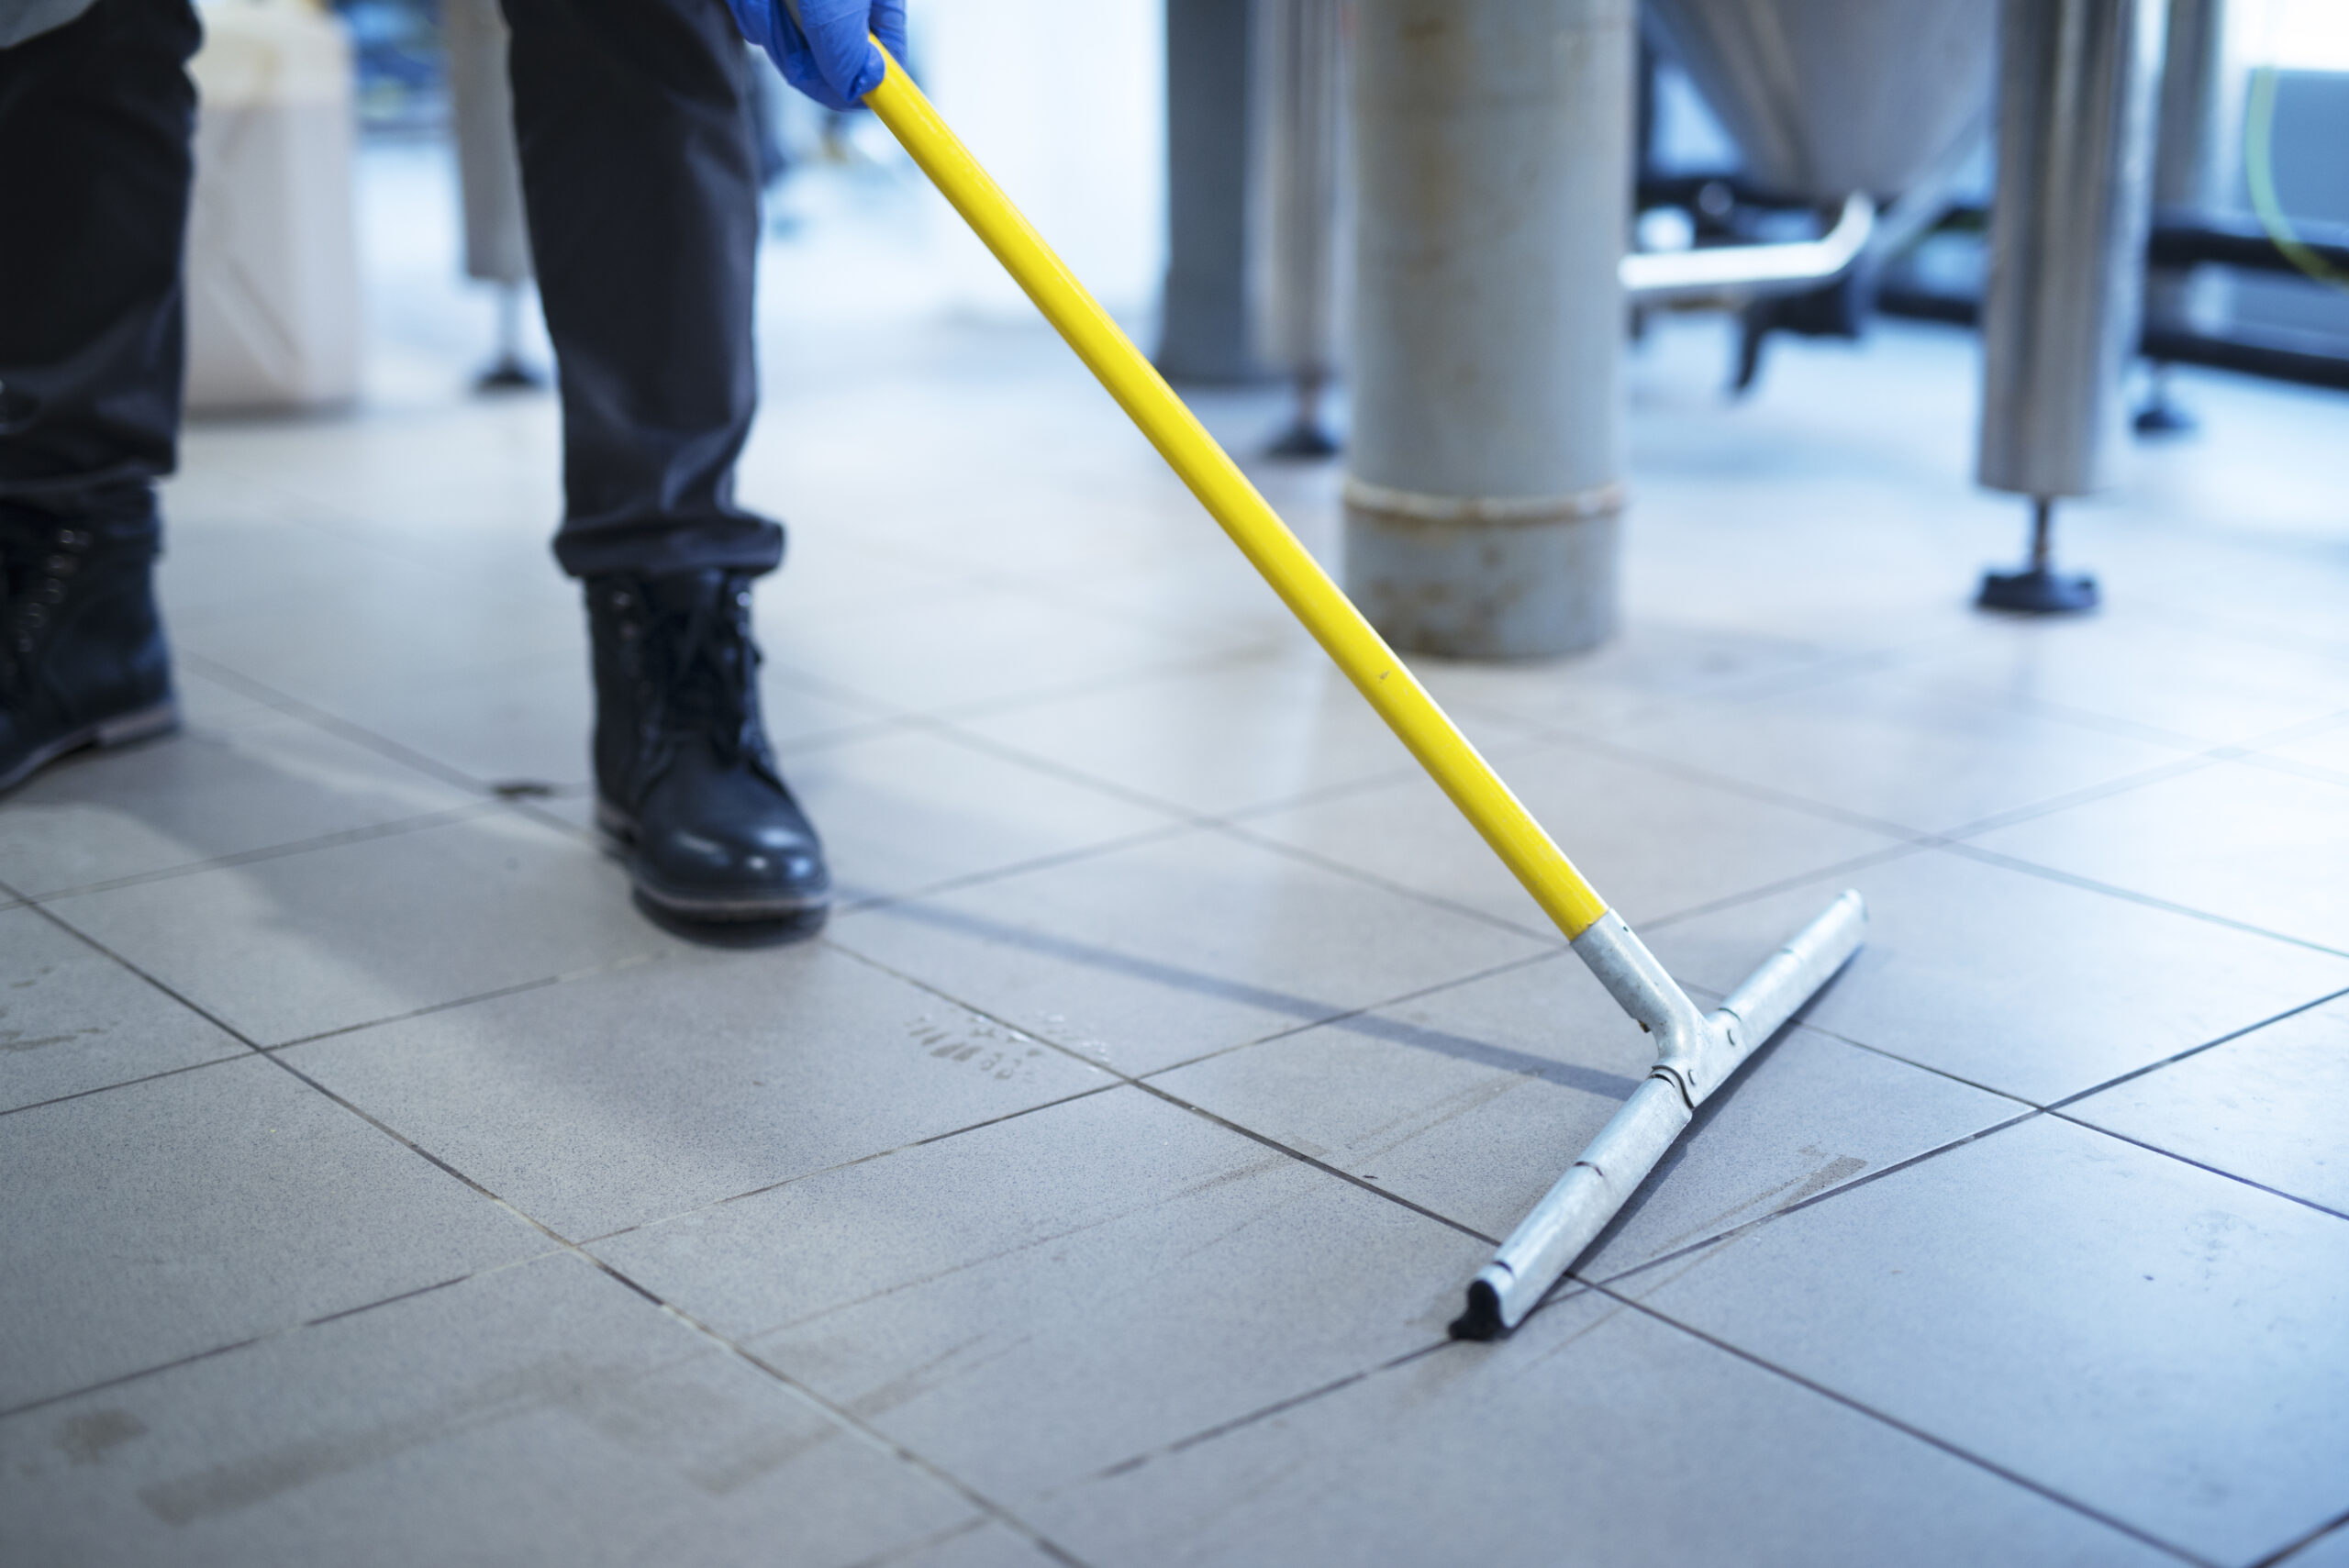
[861,48,1609,940]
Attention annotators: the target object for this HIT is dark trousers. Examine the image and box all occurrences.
[0,0,783,578]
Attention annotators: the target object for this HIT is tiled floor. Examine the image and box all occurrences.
[4,146,2348,1567]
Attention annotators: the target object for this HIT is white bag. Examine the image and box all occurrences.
[184,0,362,412]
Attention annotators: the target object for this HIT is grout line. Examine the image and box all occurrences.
[16,902,287,1057]
[1530,676,2338,866]
[578,1078,1130,1249]
[1938,840,2349,960]
[1590,1286,2218,1568]
[0,1051,254,1121]
[819,940,1497,1247]
[1630,841,1927,935]
[258,950,678,1054]
[1536,727,1948,843]
[618,1286,1097,1567]
[18,803,496,906]
[2134,600,2349,665]
[1071,1336,1457,1491]
[2236,751,2349,791]
[1571,1109,2047,1298]
[886,710,1237,828]
[763,637,1272,743]
[833,821,1201,920]
[7,895,1095,1559]
[0,1245,566,1425]
[1133,945,1575,1081]
[2043,984,2349,1111]
[840,1518,1010,1568]
[245,1041,1094,1564]
[1204,822,1570,949]
[173,650,505,797]
[1928,751,2225,841]
[2045,1111,2349,1225]
[0,1334,274,1424]
[1776,1024,2057,1108]
[1128,1076,1497,1245]
[2247,1507,2349,1568]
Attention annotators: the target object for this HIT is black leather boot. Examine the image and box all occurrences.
[584,568,829,921]
[0,506,178,795]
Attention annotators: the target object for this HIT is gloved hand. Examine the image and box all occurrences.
[725,0,907,113]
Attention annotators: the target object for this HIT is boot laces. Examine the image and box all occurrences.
[0,522,91,690]
[621,573,775,776]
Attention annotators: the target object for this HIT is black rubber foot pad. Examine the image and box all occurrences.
[1976,567,2099,615]
[1267,421,1341,460]
[475,360,542,393]
[1449,1280,1509,1341]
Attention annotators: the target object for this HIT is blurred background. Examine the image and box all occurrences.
[191,0,2348,424]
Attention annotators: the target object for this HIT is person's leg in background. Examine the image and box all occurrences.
[501,0,829,927]
[0,0,197,791]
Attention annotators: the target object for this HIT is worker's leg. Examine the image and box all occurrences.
[0,0,196,791]
[503,0,783,579]
[502,0,825,924]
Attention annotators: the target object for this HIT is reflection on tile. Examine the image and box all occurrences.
[1899,608,2349,747]
[596,1087,1486,1502]
[1072,547,1322,647]
[171,665,277,730]
[0,1252,975,1568]
[2282,1521,2349,1568]
[0,713,471,897]
[49,811,680,1047]
[779,726,1177,905]
[873,1520,1067,1568]
[280,651,887,796]
[1238,735,1904,930]
[2258,717,2349,786]
[174,563,584,712]
[1621,1116,2349,1567]
[952,652,1522,817]
[0,1055,543,1411]
[284,943,1112,1240]
[0,907,245,1113]
[1030,1287,2172,1568]
[751,527,990,633]
[155,517,440,630]
[1966,761,2349,955]
[1644,848,2349,1105]
[829,827,1552,1075]
[1611,666,2195,834]
[278,653,597,791]
[760,582,1248,718]
[1408,617,1853,737]
[1152,952,2025,1273]
[2066,996,2349,1214]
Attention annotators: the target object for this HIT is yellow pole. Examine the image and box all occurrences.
[861,48,1610,941]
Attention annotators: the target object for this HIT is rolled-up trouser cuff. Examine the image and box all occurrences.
[551,509,785,580]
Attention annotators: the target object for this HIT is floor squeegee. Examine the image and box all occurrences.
[851,44,1866,1340]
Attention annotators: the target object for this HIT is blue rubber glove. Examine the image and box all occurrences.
[726,0,907,113]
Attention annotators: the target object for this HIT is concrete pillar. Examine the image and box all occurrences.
[1344,0,1634,660]
[1158,0,1264,384]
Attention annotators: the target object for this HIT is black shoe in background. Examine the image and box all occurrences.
[0,503,178,795]
[584,568,829,923]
